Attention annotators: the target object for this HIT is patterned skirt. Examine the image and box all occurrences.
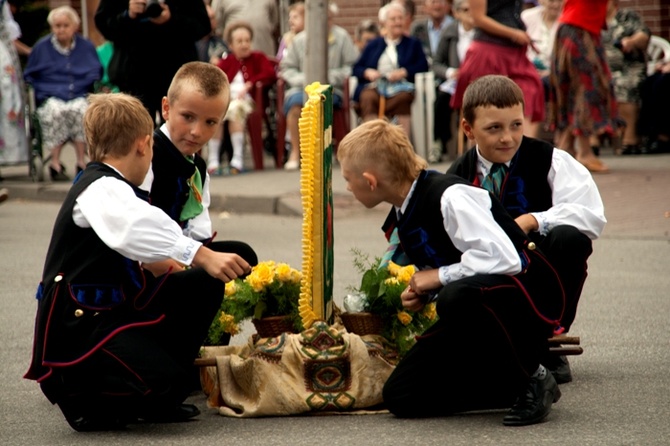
[549,24,619,137]
[450,40,545,123]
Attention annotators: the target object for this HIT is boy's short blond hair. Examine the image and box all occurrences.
[84,93,153,161]
[337,119,427,185]
[166,61,231,105]
[462,75,525,124]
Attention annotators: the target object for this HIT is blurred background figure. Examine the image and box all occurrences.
[429,0,474,162]
[393,0,416,35]
[95,0,210,123]
[0,0,29,178]
[211,0,279,57]
[276,1,304,62]
[23,6,101,181]
[638,61,670,154]
[521,0,562,99]
[279,2,358,170]
[354,19,380,51]
[450,0,545,138]
[352,2,428,136]
[213,21,276,174]
[550,0,617,173]
[410,0,453,65]
[600,0,650,156]
[197,0,229,66]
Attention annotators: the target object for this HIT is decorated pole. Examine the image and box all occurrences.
[298,82,335,328]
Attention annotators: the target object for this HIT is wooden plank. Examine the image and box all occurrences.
[548,335,581,346]
[194,357,217,367]
[549,346,583,356]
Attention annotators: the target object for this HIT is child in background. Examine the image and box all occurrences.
[337,119,565,426]
[276,1,304,62]
[141,61,257,278]
[25,93,251,432]
[210,21,276,175]
[448,75,606,383]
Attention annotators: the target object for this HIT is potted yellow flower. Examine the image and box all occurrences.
[206,261,304,343]
[344,249,438,357]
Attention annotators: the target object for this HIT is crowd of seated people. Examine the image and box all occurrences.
[22,0,667,177]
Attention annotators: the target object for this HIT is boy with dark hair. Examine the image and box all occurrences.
[141,61,257,278]
[448,75,606,383]
[338,119,565,426]
[25,93,252,432]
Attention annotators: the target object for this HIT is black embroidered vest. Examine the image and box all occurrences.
[447,136,553,218]
[149,130,208,226]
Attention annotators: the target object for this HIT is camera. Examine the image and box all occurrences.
[144,0,163,18]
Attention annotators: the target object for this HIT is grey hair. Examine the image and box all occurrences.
[329,2,339,15]
[47,6,81,27]
[379,2,406,24]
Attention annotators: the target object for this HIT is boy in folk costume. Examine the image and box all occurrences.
[338,119,565,426]
[141,61,257,278]
[448,75,606,383]
[25,93,251,431]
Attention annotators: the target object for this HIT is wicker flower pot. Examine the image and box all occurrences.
[252,315,297,338]
[340,312,384,336]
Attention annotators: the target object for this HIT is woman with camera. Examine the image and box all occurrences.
[95,0,210,123]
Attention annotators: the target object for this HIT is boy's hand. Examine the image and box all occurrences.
[515,214,539,234]
[143,259,185,277]
[409,269,441,295]
[401,287,427,312]
[193,246,251,283]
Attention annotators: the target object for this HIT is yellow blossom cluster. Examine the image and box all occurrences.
[387,261,416,284]
[218,312,240,336]
[224,261,302,295]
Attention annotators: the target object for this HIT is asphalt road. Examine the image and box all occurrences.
[1,152,669,445]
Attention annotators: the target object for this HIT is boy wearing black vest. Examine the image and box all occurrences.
[25,93,252,432]
[338,119,565,426]
[448,75,606,383]
[140,61,257,279]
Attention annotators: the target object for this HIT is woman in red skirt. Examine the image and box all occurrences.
[549,0,617,173]
[451,0,544,138]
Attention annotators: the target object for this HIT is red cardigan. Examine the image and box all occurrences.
[217,51,276,89]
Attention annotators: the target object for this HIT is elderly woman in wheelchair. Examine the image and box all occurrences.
[23,6,101,181]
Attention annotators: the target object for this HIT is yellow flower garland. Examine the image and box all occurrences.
[297,82,324,329]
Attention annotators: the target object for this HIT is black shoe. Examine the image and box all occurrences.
[621,144,641,155]
[138,403,201,423]
[50,165,70,182]
[545,355,573,384]
[642,139,670,154]
[502,371,561,426]
[590,145,600,157]
[59,402,132,432]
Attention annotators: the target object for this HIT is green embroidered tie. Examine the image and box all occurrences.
[481,163,507,197]
[180,157,204,221]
